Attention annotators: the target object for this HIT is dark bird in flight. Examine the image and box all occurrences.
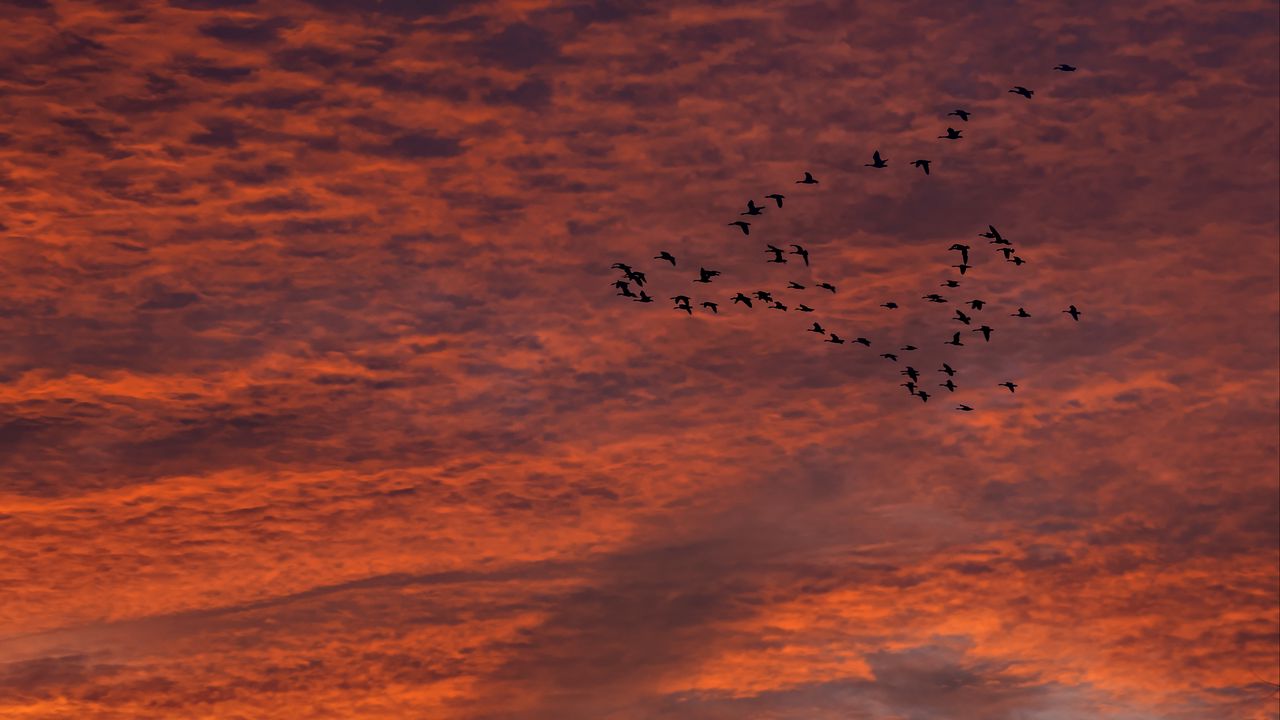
[954,309,972,324]
[797,171,819,184]
[938,127,963,140]
[973,325,993,341]
[742,199,765,215]
[1064,304,1081,321]
[1054,64,1077,72]
[816,282,837,293]
[917,390,931,403]
[809,322,826,334]
[1007,255,1026,266]
[979,225,1005,243]
[901,366,920,382]
[702,301,718,313]
[942,280,961,288]
[999,381,1018,393]
[732,293,753,307]
[790,245,810,266]
[696,267,721,283]
[901,381,918,394]
[825,334,845,344]
[901,345,917,351]
[949,243,970,260]
[787,281,806,290]
[671,295,690,305]
[865,150,888,168]
[770,301,788,311]
[611,262,632,273]
[956,404,973,412]
[881,302,899,309]
[998,247,1016,259]
[675,303,692,315]
[654,251,676,265]
[853,337,872,346]
[765,193,785,207]
[728,221,751,235]
[939,363,956,376]
[912,159,931,175]
[922,293,947,303]
[634,291,653,303]
[754,290,774,302]
[765,245,788,263]
[1009,86,1034,98]
[1012,307,1031,317]
[952,263,971,275]
[881,353,898,362]
[625,269,647,286]
[945,332,964,346]
[797,304,815,312]
[968,299,986,310]
[615,281,636,297]
[949,109,971,121]
[940,379,957,392]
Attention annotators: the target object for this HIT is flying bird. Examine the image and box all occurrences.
[901,367,920,382]
[979,225,1005,243]
[1009,86,1034,98]
[611,262,632,272]
[954,309,972,324]
[853,337,872,347]
[939,363,956,376]
[881,353,898,362]
[790,245,810,266]
[770,301,788,311]
[922,293,947,303]
[671,295,690,305]
[973,325,993,341]
[625,269,647,286]
[825,334,845,344]
[917,391,931,403]
[900,345,917,351]
[754,290,774,302]
[940,379,957,392]
[1012,307,1031,317]
[614,281,636,297]
[942,280,960,288]
[728,221,751,235]
[796,171,819,184]
[1064,304,1081,321]
[765,193,785,207]
[809,322,826,334]
[865,150,888,168]
[696,267,721,283]
[742,199,765,215]
[701,301,718,313]
[999,381,1018,393]
[968,299,986,310]
[945,332,964,346]
[654,251,676,265]
[1054,64,1077,72]
[1007,255,1026,266]
[901,381,918,395]
[731,293,753,307]
[881,302,899,309]
[675,303,692,315]
[949,109,971,121]
[796,304,815,312]
[765,245,787,263]
[952,263,971,275]
[949,243,970,259]
[634,291,654,303]
[956,404,973,412]
[816,282,836,293]
[938,127,963,140]
[912,159,931,175]
[787,281,806,290]
[998,247,1016,259]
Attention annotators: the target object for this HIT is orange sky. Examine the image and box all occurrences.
[1,0,1277,718]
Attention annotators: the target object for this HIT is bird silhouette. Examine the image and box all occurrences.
[901,381,918,394]
[948,109,971,121]
[790,245,810,266]
[956,404,973,411]
[942,280,960,288]
[1064,304,1081,321]
[728,221,751,235]
[939,363,956,376]
[912,159,931,175]
[765,245,788,263]
[671,295,690,305]
[634,291,654,303]
[611,262,632,273]
[675,303,692,315]
[765,193,785,207]
[923,293,947,303]
[796,304,815,312]
[654,251,676,266]
[1009,86,1034,98]
[742,199,765,215]
[696,267,721,283]
[1054,64,1077,72]
[625,269,646,286]
[853,337,872,347]
[1007,255,1026,266]
[731,293,753,308]
[973,325,993,341]
[954,309,972,324]
[615,281,636,297]
[952,263,971,275]
[948,244,970,262]
[945,332,964,346]
[809,322,826,334]
[787,281,806,290]
[816,282,836,293]
[901,367,920,382]
[999,381,1018,393]
[881,353,898,361]
[979,225,1005,243]
[917,391,931,403]
[770,301,788,311]
[754,290,774,302]
[940,379,957,392]
[825,334,845,344]
[865,150,888,168]
[968,299,986,310]
[796,171,819,184]
[938,127,963,140]
[998,247,1015,259]
[1012,307,1031,317]
[881,302,899,309]
[900,345,917,351]
[702,301,718,314]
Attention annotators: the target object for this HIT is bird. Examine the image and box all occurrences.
[956,404,973,412]
[952,263,971,275]
[938,127,963,140]
[917,391,931,403]
[939,363,956,376]
[1007,255,1026,266]
[1054,64,1077,72]
[853,337,872,347]
[1012,307,1031,317]
[825,334,845,344]
[948,109,971,122]
[948,243,970,260]
[765,193,785,207]
[968,299,986,310]
[796,171,819,184]
[945,332,964,346]
[625,269,647,286]
[674,303,692,315]
[999,381,1018,393]
[881,353,898,361]
[615,282,636,297]
[901,367,920,382]
[728,221,751,235]
[942,280,961,288]
[731,293,753,308]
[808,322,826,334]
[634,291,653,303]
[922,293,947,303]
[787,281,806,290]
[696,267,721,283]
[742,199,765,216]
[901,381,918,394]
[1009,86,1034,98]
[865,150,888,168]
[1063,304,1081,321]
[900,345,917,351]
[972,325,993,341]
[671,295,690,305]
[796,304,815,312]
[816,282,836,293]
[701,301,718,314]
[912,159,931,175]
[940,379,957,392]
[610,262,632,273]
[754,290,774,302]
[881,302,898,309]
[998,247,1016,259]
[654,251,676,265]
[954,309,971,324]
[789,245,810,266]
[765,245,787,263]
[979,225,1005,243]
[770,301,788,311]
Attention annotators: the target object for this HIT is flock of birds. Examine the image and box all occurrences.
[610,67,1084,412]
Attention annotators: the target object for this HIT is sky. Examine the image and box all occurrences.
[0,0,1277,718]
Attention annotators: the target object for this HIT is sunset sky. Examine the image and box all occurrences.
[1,0,1278,718]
